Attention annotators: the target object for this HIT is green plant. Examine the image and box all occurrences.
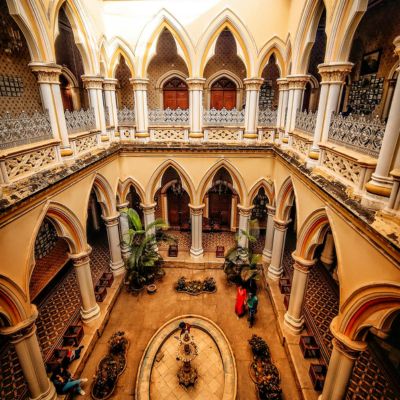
[122,208,176,290]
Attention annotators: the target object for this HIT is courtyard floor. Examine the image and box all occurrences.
[78,266,301,400]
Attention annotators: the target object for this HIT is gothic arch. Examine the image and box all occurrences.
[108,39,136,78]
[257,38,287,77]
[156,70,188,91]
[197,160,246,205]
[275,176,296,222]
[136,11,194,77]
[196,10,256,78]
[248,178,275,205]
[118,178,146,205]
[205,70,243,91]
[146,160,195,205]
[87,173,117,218]
[0,276,30,325]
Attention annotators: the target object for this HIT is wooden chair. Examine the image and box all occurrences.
[300,336,321,359]
[309,364,327,391]
[63,325,84,347]
[216,246,225,258]
[168,244,178,257]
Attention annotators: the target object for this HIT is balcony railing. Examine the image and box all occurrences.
[65,108,96,135]
[148,108,189,125]
[0,110,52,149]
[328,113,385,158]
[295,110,317,135]
[117,107,135,125]
[203,108,244,126]
[258,108,277,127]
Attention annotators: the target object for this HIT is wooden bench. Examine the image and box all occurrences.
[46,348,68,372]
[100,272,114,287]
[216,246,225,258]
[300,336,320,359]
[168,244,178,257]
[63,325,84,347]
[309,364,327,391]
[95,285,107,302]
[279,277,291,295]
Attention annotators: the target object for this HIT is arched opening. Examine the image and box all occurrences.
[204,28,246,110]
[115,55,134,110]
[260,54,281,110]
[126,185,144,224]
[163,77,188,110]
[249,187,270,254]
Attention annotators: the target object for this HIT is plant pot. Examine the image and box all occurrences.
[147,284,157,294]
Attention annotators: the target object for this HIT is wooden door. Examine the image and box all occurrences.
[163,77,188,110]
[210,77,237,110]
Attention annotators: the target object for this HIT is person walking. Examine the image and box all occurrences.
[247,292,258,327]
[235,285,247,317]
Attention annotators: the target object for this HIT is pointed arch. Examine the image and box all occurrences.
[88,173,117,218]
[205,70,244,91]
[118,177,146,205]
[108,38,136,78]
[136,10,194,77]
[248,178,275,206]
[275,176,295,221]
[197,159,247,205]
[292,0,326,74]
[339,283,400,341]
[257,37,287,77]
[146,160,195,205]
[98,37,108,77]
[196,9,256,78]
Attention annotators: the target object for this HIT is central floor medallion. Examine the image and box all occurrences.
[135,315,237,400]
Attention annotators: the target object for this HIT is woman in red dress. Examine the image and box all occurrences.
[235,285,247,317]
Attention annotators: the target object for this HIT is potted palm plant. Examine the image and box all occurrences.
[122,208,175,293]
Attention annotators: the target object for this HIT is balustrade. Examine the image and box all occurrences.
[295,110,317,135]
[117,107,135,125]
[0,110,52,149]
[64,108,96,135]
[258,108,277,127]
[203,108,244,126]
[148,108,189,125]
[328,113,385,158]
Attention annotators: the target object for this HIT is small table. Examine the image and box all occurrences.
[63,325,84,347]
[100,272,114,287]
[95,285,107,302]
[216,246,225,258]
[279,277,291,295]
[168,245,178,257]
[300,336,320,359]
[309,364,327,391]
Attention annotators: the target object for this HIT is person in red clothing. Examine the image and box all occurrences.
[235,285,247,317]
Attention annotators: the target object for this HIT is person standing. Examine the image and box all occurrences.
[235,285,247,317]
[247,292,258,327]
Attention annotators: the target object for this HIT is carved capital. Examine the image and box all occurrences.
[70,248,92,267]
[332,338,362,360]
[103,78,118,91]
[9,322,37,344]
[266,205,276,217]
[0,306,39,342]
[82,75,104,90]
[130,78,149,91]
[287,75,310,90]
[117,201,130,210]
[318,62,353,84]
[29,62,62,84]
[140,202,157,214]
[243,78,264,90]
[292,254,315,273]
[186,78,206,90]
[102,213,120,226]
[189,203,205,216]
[237,204,254,217]
[273,218,290,231]
[276,78,289,91]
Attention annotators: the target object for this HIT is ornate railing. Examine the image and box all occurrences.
[65,108,96,134]
[117,107,135,125]
[104,106,110,126]
[295,110,317,135]
[328,113,385,158]
[203,108,245,126]
[258,108,277,126]
[148,108,189,125]
[0,110,53,149]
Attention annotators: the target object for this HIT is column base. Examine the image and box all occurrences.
[135,131,150,138]
[262,249,272,263]
[190,247,204,259]
[80,303,101,323]
[361,190,389,210]
[189,132,204,139]
[110,260,126,276]
[267,264,283,280]
[60,147,74,158]
[30,380,57,400]
[284,311,305,335]
[364,181,392,197]
[243,132,258,140]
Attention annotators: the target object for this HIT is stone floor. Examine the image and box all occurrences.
[78,267,301,400]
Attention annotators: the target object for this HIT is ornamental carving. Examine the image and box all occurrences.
[118,107,135,125]
[332,338,361,360]
[103,79,118,91]
[206,128,241,142]
[150,128,186,141]
[0,110,52,149]
[287,75,310,90]
[328,113,385,158]
[295,110,316,135]
[74,133,97,154]
[276,78,288,91]
[318,63,353,84]
[64,108,96,134]
[82,76,104,90]
[148,108,189,125]
[203,108,245,126]
[292,136,310,157]
[258,108,277,126]
[30,64,62,84]
[322,150,361,185]
[5,145,57,181]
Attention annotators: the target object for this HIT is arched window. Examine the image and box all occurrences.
[210,77,236,110]
[163,77,188,109]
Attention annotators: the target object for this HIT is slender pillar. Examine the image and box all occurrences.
[243,78,264,140]
[103,78,118,130]
[29,63,72,157]
[283,87,294,141]
[320,232,335,267]
[262,205,276,262]
[90,195,100,231]
[237,205,253,248]
[386,169,400,212]
[231,195,238,231]
[103,214,125,276]
[308,62,353,164]
[267,219,289,280]
[130,78,149,139]
[187,78,206,139]
[365,37,400,198]
[117,202,131,260]
[141,202,157,234]
[284,257,315,334]
[0,310,57,400]
[319,318,366,400]
[382,78,397,121]
[82,76,107,137]
[189,204,204,258]
[280,82,289,131]
[70,250,100,322]
[276,78,288,130]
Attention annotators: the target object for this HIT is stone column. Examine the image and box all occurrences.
[189,204,204,258]
[243,78,264,140]
[284,257,315,334]
[89,195,101,231]
[382,78,397,121]
[308,62,353,163]
[283,86,294,142]
[276,78,288,130]
[103,78,118,130]
[320,232,335,267]
[29,62,73,157]
[267,219,289,280]
[70,250,100,322]
[103,214,125,276]
[130,78,149,139]
[82,76,107,137]
[141,202,157,234]
[319,318,366,400]
[237,205,253,248]
[1,311,57,400]
[386,169,400,212]
[365,37,400,198]
[187,78,206,140]
[262,205,276,263]
[117,202,131,260]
